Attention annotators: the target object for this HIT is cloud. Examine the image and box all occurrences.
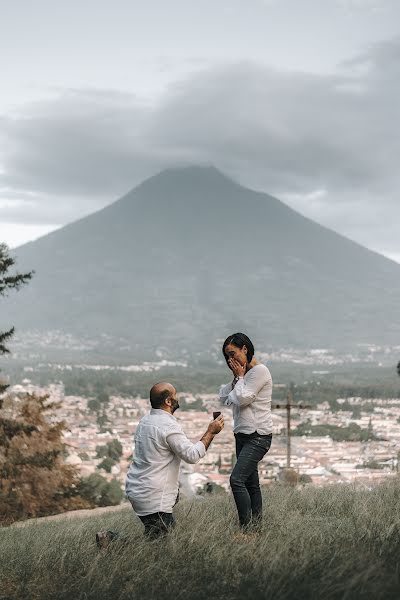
[337,0,395,12]
[0,39,399,255]
[0,222,60,249]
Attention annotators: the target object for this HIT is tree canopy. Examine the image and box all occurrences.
[0,243,33,395]
[0,393,89,524]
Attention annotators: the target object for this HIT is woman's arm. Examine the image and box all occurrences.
[219,381,233,403]
[219,379,238,405]
[228,366,270,407]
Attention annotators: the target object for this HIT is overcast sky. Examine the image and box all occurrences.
[1,0,399,262]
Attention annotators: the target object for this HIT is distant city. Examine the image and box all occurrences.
[6,365,400,496]
[8,329,400,367]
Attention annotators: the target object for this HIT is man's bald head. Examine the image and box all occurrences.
[150,382,175,409]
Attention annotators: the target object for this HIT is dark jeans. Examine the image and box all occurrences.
[230,432,272,529]
[139,512,175,539]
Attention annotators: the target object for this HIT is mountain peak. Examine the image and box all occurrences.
[154,164,230,180]
[132,164,239,196]
[5,164,400,356]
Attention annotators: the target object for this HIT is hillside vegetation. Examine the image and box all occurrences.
[1,480,400,599]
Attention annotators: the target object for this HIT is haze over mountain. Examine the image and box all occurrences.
[3,166,399,360]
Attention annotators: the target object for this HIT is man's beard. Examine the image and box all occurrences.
[171,399,180,413]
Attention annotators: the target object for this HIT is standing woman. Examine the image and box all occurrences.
[219,333,272,532]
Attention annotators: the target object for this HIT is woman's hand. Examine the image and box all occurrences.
[228,357,246,378]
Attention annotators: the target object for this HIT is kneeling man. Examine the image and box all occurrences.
[126,382,224,538]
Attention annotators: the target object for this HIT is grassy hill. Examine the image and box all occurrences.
[1,480,400,599]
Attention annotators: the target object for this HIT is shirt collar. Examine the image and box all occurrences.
[150,408,177,421]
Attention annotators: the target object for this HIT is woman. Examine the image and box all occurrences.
[219,332,272,532]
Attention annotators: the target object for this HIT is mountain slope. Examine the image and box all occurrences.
[3,166,399,358]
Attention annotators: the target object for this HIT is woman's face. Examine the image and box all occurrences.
[224,343,248,368]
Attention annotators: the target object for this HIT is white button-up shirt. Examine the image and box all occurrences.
[125,408,206,516]
[219,364,273,435]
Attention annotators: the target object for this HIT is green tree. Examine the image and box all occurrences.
[107,439,123,461]
[97,391,110,405]
[96,439,123,462]
[96,444,109,459]
[87,398,101,413]
[356,460,384,470]
[299,473,312,484]
[0,244,33,395]
[78,473,123,507]
[88,391,110,414]
[104,478,124,505]
[97,457,115,473]
[96,410,111,433]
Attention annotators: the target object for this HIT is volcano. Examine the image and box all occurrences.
[3,166,399,359]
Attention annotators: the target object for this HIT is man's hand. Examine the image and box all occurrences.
[208,414,224,434]
[200,415,224,450]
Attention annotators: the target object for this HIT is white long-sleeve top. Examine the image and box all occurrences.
[125,408,206,516]
[219,363,273,435]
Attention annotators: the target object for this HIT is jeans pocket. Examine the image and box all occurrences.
[253,435,271,452]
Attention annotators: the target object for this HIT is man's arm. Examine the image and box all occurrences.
[167,416,224,462]
[200,414,224,450]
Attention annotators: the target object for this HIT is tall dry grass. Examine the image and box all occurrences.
[1,480,400,600]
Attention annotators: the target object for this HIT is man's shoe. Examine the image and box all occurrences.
[95,529,120,550]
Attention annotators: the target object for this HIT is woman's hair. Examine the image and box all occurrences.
[222,332,255,364]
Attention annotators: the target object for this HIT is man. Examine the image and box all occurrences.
[125,381,224,538]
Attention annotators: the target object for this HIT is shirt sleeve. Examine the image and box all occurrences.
[219,382,233,405]
[166,431,206,464]
[228,366,270,407]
